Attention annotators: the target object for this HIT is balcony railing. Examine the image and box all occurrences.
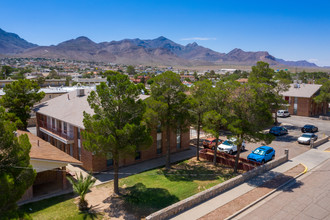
[37,120,74,141]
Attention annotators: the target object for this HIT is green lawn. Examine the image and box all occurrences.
[18,160,237,219]
[19,193,103,220]
[120,160,237,217]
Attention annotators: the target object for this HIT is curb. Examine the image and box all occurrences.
[225,163,308,220]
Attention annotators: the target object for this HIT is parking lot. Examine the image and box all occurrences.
[193,115,330,161]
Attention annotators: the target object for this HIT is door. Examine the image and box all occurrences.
[293,97,298,115]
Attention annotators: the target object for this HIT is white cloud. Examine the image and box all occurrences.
[181,37,216,41]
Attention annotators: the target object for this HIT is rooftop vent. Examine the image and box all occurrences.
[76,88,85,97]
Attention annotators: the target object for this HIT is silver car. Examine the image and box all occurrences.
[297,133,318,144]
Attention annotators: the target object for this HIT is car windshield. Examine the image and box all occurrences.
[222,140,233,146]
[253,149,266,156]
[304,125,312,128]
[271,127,280,131]
[302,134,312,138]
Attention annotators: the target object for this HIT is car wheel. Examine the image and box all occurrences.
[241,146,245,151]
[261,160,265,165]
[229,150,233,155]
[211,146,215,150]
[302,129,305,133]
[272,155,275,160]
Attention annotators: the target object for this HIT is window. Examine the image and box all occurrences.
[63,122,67,134]
[176,129,181,149]
[69,144,73,156]
[157,133,162,154]
[107,159,113,166]
[52,118,56,129]
[135,151,141,160]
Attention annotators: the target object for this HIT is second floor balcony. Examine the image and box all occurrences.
[37,119,75,145]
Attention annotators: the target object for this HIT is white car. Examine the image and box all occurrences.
[277,110,290,117]
[297,133,318,145]
[217,138,246,155]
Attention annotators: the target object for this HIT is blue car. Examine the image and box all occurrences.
[247,146,275,164]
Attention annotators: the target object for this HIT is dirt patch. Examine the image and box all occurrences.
[199,164,305,220]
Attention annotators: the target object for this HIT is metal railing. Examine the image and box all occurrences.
[37,120,74,140]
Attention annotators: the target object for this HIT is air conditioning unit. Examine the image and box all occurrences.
[76,89,85,97]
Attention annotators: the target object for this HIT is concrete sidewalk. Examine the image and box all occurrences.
[68,146,196,186]
[171,141,330,220]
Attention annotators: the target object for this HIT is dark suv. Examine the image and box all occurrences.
[301,125,318,133]
[269,126,288,136]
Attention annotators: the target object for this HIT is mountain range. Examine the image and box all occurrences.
[0,28,318,67]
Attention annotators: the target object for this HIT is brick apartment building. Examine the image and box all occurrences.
[281,83,328,117]
[35,89,190,172]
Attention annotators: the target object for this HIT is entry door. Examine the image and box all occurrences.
[293,97,298,115]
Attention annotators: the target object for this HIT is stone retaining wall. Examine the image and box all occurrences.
[313,136,329,148]
[146,151,289,220]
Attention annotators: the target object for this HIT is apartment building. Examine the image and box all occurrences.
[281,83,328,116]
[35,89,190,172]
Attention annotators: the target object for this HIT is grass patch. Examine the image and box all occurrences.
[18,193,103,220]
[120,158,238,217]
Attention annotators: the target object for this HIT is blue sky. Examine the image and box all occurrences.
[1,0,330,66]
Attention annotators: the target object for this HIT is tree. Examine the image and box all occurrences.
[0,79,45,130]
[82,73,152,195]
[189,79,213,160]
[314,79,330,115]
[249,61,289,124]
[47,69,59,79]
[67,173,96,211]
[146,71,190,169]
[126,65,136,75]
[202,81,230,166]
[65,75,72,86]
[1,66,15,79]
[227,83,275,173]
[0,107,36,218]
[36,76,45,87]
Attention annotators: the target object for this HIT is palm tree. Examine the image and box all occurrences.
[67,172,96,211]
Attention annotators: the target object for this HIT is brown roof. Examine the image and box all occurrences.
[17,130,82,165]
[236,78,248,83]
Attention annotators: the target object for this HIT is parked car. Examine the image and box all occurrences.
[202,138,222,150]
[269,126,288,136]
[301,124,318,133]
[217,138,246,155]
[277,110,290,117]
[297,133,318,144]
[247,146,275,164]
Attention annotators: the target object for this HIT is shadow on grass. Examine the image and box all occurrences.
[161,162,235,182]
[19,193,75,214]
[121,183,179,218]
